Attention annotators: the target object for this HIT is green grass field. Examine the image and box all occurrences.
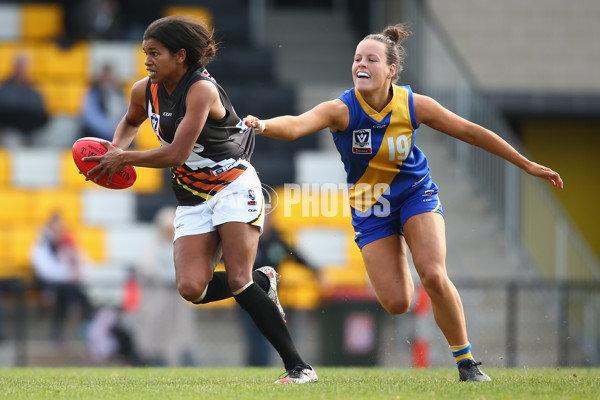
[0,367,598,400]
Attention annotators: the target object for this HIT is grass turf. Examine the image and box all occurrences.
[0,367,598,400]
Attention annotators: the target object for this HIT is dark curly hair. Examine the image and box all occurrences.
[143,16,217,69]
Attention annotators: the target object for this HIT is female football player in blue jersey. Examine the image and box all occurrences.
[244,24,563,382]
[82,16,317,384]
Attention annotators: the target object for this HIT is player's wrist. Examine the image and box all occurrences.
[255,120,266,134]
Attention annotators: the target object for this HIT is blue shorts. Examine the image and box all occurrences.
[351,179,444,249]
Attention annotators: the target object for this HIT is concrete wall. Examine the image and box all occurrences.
[426,0,600,92]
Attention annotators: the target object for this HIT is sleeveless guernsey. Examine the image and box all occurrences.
[145,68,254,206]
[333,85,431,214]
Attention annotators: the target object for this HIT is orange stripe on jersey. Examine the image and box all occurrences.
[150,83,165,138]
[174,166,246,193]
[151,83,159,114]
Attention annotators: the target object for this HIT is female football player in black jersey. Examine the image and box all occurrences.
[83,16,317,384]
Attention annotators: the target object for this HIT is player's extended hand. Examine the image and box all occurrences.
[243,115,265,133]
[82,139,124,186]
[526,161,564,189]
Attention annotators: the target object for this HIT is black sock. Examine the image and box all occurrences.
[252,269,270,292]
[195,272,231,304]
[195,270,270,304]
[234,283,305,370]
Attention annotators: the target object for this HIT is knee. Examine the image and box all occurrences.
[418,267,448,294]
[381,297,412,315]
[177,280,209,303]
[378,286,413,315]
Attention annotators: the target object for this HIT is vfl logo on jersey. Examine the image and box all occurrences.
[150,113,160,134]
[248,188,257,206]
[352,129,372,154]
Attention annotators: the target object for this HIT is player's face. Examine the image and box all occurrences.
[352,40,395,93]
[142,38,181,85]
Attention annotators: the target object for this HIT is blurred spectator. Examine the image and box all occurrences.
[86,306,144,366]
[0,54,48,146]
[0,278,26,342]
[119,0,165,40]
[240,214,318,366]
[80,64,127,142]
[130,206,198,366]
[58,0,124,45]
[30,213,94,343]
[59,0,164,43]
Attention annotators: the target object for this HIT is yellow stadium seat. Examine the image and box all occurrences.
[163,6,212,27]
[38,82,87,115]
[61,149,90,189]
[0,224,39,279]
[71,224,106,263]
[21,3,64,41]
[272,186,352,235]
[0,189,31,224]
[0,43,19,81]
[133,120,161,150]
[46,41,88,83]
[193,261,235,308]
[320,265,368,288]
[278,260,321,309]
[30,189,80,225]
[131,167,164,194]
[0,149,9,187]
[133,48,149,81]
[0,227,33,279]
[0,228,8,277]
[0,42,51,84]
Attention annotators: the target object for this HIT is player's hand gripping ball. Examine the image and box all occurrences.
[72,137,136,189]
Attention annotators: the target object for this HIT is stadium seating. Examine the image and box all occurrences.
[21,3,64,41]
[30,188,81,225]
[0,0,322,312]
[0,148,8,186]
[0,3,19,41]
[163,5,213,26]
[0,189,30,225]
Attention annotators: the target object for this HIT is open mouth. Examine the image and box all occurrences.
[357,71,370,79]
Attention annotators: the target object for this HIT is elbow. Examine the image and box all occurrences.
[172,154,188,167]
[166,150,189,167]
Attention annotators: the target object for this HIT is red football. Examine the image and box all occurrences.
[72,137,136,189]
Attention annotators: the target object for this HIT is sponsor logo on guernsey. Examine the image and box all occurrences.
[422,189,434,196]
[352,129,372,154]
[211,163,235,176]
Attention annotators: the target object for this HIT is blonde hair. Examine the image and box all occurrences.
[362,23,412,83]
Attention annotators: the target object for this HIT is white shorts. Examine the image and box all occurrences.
[173,161,264,241]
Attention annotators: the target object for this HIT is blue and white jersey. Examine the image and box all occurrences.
[332,84,431,214]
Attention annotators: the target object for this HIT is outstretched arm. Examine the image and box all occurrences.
[414,93,563,188]
[243,99,349,140]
